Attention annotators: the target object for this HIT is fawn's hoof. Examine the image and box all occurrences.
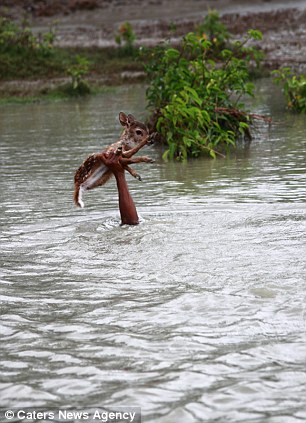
[136,174,142,181]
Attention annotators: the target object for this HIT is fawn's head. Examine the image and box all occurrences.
[119,112,149,148]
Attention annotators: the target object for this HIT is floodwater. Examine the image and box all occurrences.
[0,80,305,423]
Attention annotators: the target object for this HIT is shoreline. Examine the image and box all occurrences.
[1,0,306,99]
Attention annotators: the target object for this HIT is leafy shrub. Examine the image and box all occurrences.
[272,67,306,113]
[0,17,55,57]
[0,17,60,79]
[145,24,264,160]
[66,55,92,95]
[115,22,136,54]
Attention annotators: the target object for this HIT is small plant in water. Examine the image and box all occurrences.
[272,67,306,113]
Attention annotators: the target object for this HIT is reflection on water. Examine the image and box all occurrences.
[0,80,306,422]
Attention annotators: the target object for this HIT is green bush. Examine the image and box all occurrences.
[115,22,137,55]
[0,17,55,57]
[272,67,306,113]
[0,18,92,95]
[66,55,91,95]
[145,25,263,160]
[0,17,61,79]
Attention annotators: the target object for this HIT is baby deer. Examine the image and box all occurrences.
[74,112,155,208]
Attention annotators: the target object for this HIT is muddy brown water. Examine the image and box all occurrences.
[0,79,306,422]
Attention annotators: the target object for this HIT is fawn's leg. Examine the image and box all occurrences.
[121,132,156,159]
[121,138,148,159]
[122,156,155,181]
[120,156,154,165]
[124,165,142,181]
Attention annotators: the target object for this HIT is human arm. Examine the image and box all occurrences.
[101,151,139,225]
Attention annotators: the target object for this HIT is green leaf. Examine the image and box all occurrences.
[162,149,170,161]
[209,149,216,159]
[165,48,180,59]
[169,142,177,160]
[247,29,263,41]
[184,86,202,106]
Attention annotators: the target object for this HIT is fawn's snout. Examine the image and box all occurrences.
[147,132,158,145]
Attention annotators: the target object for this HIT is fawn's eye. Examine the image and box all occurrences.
[136,129,143,136]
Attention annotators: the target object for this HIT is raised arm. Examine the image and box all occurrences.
[101,150,139,225]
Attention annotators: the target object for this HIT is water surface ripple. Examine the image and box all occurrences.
[0,81,306,422]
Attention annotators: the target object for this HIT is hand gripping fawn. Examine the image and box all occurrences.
[74,112,155,208]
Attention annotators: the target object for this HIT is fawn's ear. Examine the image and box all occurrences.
[119,112,137,127]
[127,114,136,124]
[119,112,128,126]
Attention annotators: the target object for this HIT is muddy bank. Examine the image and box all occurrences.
[1,0,306,97]
[3,0,306,72]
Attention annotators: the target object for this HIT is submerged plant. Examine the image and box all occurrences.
[145,21,265,160]
[273,67,306,113]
